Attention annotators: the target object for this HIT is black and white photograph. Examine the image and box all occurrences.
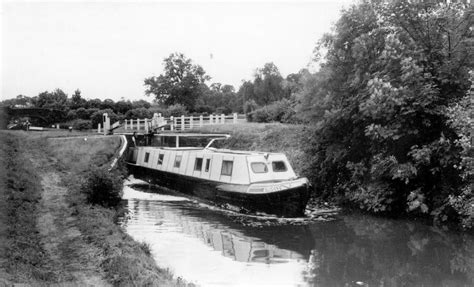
[0,0,473,286]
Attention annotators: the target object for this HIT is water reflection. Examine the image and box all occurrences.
[121,186,474,287]
[307,216,474,287]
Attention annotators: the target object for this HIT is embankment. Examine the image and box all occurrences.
[0,130,185,286]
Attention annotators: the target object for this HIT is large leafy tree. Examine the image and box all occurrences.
[304,0,473,226]
[144,53,210,111]
[252,62,286,105]
[36,89,69,110]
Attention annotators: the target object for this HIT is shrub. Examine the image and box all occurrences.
[72,119,92,130]
[164,104,188,117]
[247,99,298,123]
[243,100,258,114]
[90,109,119,128]
[67,110,77,121]
[124,107,153,119]
[81,167,123,207]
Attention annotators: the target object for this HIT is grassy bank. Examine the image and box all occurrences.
[48,135,183,286]
[0,132,57,284]
[0,130,185,286]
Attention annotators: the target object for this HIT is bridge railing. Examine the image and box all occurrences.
[121,113,245,132]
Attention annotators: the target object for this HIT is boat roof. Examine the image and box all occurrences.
[138,146,282,156]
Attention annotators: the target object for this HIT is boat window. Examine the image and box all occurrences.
[251,162,268,173]
[174,155,182,168]
[157,154,164,165]
[221,160,233,176]
[272,161,287,172]
[144,152,150,163]
[205,159,211,172]
[194,158,203,171]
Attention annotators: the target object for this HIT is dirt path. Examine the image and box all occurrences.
[0,131,110,286]
[29,154,110,286]
[36,171,109,286]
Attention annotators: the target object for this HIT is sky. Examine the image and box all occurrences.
[1,0,355,102]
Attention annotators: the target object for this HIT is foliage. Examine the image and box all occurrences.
[197,83,240,113]
[72,119,92,130]
[124,107,153,119]
[36,89,69,110]
[303,0,473,228]
[144,53,210,111]
[247,99,298,123]
[164,103,188,117]
[81,167,123,207]
[90,109,119,127]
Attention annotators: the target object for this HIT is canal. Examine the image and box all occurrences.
[120,179,473,286]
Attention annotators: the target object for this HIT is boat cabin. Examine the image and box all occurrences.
[130,146,297,185]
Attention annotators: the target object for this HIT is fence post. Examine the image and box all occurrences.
[170,116,174,131]
[98,123,101,133]
[199,115,203,127]
[233,113,237,124]
[181,115,185,130]
[221,114,225,124]
[190,115,193,129]
[124,120,127,130]
[145,119,149,133]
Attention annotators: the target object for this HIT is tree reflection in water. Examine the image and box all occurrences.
[121,190,473,286]
[305,214,473,286]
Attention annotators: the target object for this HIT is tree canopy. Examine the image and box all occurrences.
[302,0,473,227]
[144,53,210,111]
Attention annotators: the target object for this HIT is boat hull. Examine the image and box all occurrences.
[127,164,310,217]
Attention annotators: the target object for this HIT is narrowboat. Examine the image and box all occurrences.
[125,133,310,217]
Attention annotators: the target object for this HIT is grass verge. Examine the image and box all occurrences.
[47,134,187,286]
[0,131,59,284]
[0,130,186,286]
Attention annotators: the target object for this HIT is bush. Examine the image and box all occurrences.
[67,110,77,121]
[164,104,188,117]
[243,100,258,114]
[247,99,298,123]
[72,119,92,130]
[81,167,123,207]
[90,109,119,128]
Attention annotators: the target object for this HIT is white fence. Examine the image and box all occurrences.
[122,113,245,132]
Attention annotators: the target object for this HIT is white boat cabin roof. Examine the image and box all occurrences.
[134,145,297,185]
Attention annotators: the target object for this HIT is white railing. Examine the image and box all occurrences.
[122,113,246,132]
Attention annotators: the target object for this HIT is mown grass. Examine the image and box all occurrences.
[47,135,187,286]
[0,131,59,284]
[48,136,121,174]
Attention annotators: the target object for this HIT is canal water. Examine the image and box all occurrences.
[120,179,473,286]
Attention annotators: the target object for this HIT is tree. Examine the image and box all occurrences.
[144,53,210,111]
[70,89,86,109]
[36,89,69,110]
[114,100,133,114]
[252,62,286,105]
[304,0,473,227]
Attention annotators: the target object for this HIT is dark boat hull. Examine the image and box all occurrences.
[127,164,310,217]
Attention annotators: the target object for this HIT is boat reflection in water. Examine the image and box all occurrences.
[121,184,313,286]
[121,183,474,287]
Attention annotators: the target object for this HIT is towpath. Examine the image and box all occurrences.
[0,131,109,286]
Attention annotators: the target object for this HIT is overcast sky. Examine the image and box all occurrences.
[1,0,354,102]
